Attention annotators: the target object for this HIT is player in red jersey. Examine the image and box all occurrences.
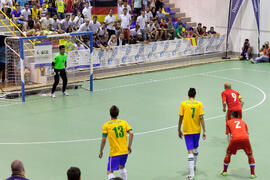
[221,82,244,121]
[221,111,256,179]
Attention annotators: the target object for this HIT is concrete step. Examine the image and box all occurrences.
[0,25,13,31]
[164,4,175,8]
[175,13,186,18]
[171,8,180,13]
[186,22,197,28]
[181,17,192,23]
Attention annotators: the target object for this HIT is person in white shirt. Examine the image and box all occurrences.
[145,7,153,22]
[52,13,64,33]
[40,12,53,30]
[78,18,90,32]
[82,1,92,21]
[60,14,71,32]
[136,10,147,40]
[119,8,131,43]
[89,15,100,35]
[74,11,84,29]
[104,8,116,39]
[108,34,117,49]
[122,0,131,14]
[98,23,106,37]
[21,3,31,31]
[117,0,123,16]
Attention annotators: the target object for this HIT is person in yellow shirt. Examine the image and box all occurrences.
[99,105,134,180]
[31,3,40,19]
[55,0,65,19]
[178,88,206,180]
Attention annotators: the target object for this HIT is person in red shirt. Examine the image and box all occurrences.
[221,111,256,179]
[221,82,244,121]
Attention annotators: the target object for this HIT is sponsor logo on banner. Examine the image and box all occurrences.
[125,46,131,55]
[216,35,225,50]
[107,47,118,64]
[206,37,215,52]
[98,50,104,60]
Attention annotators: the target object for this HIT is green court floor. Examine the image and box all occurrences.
[0,61,268,180]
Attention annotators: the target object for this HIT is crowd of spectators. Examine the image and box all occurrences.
[5,160,124,180]
[0,0,220,50]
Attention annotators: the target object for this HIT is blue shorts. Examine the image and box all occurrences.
[107,154,128,171]
[184,133,200,151]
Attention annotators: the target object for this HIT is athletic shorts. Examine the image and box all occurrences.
[227,109,242,121]
[227,138,252,155]
[184,133,200,151]
[107,154,128,171]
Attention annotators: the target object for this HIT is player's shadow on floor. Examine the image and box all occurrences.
[207,136,227,147]
[152,169,208,180]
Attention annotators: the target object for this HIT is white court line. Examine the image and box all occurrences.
[0,69,266,145]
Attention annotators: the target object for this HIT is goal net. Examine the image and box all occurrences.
[4,32,93,102]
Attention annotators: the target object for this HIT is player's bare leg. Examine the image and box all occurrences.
[248,154,256,179]
[119,165,128,180]
[107,170,115,180]
[186,150,195,180]
[221,153,231,176]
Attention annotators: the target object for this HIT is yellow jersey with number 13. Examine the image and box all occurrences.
[102,119,132,157]
[179,100,204,135]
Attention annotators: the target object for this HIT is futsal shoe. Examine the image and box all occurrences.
[250,174,257,179]
[250,59,255,64]
[221,171,228,176]
[63,92,69,96]
[51,93,56,98]
[186,175,195,180]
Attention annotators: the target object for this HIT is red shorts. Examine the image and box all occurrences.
[227,138,252,155]
[227,109,242,121]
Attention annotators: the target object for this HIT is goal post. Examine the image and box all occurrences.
[16,32,94,102]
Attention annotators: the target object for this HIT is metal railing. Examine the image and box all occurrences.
[0,9,35,56]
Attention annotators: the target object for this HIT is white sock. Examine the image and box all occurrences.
[188,154,195,176]
[193,148,198,166]
[120,168,127,180]
[108,173,115,180]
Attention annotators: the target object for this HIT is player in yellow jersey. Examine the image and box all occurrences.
[178,88,206,180]
[99,105,134,180]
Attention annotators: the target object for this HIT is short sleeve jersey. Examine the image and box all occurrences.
[53,53,67,69]
[102,119,132,157]
[221,89,242,110]
[179,100,204,135]
[226,118,249,140]
[55,0,65,13]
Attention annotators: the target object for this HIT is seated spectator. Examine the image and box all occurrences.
[100,35,109,49]
[117,33,126,46]
[60,14,71,32]
[82,1,92,20]
[153,18,161,41]
[74,40,86,50]
[201,26,208,37]
[47,1,57,17]
[130,24,140,44]
[33,17,43,35]
[78,18,90,32]
[122,0,131,15]
[108,34,117,49]
[137,10,148,40]
[74,11,84,29]
[12,3,24,27]
[40,2,48,18]
[40,12,53,30]
[25,16,36,36]
[21,3,31,31]
[174,18,186,29]
[6,160,29,180]
[186,27,196,38]
[208,26,220,36]
[52,13,64,33]
[137,32,144,43]
[146,20,157,41]
[31,3,40,20]
[174,23,185,39]
[119,8,131,43]
[67,167,81,180]
[240,39,252,60]
[150,6,156,17]
[69,13,77,30]
[1,0,13,18]
[167,18,175,40]
[156,7,165,22]
[66,25,74,33]
[251,42,269,64]
[159,19,168,40]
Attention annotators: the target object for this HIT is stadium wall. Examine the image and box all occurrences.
[171,0,270,54]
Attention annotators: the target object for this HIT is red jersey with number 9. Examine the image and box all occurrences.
[226,118,249,140]
[221,89,242,110]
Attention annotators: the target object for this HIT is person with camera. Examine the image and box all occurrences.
[251,41,270,64]
[239,39,252,60]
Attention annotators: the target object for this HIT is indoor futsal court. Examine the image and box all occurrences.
[0,60,268,180]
